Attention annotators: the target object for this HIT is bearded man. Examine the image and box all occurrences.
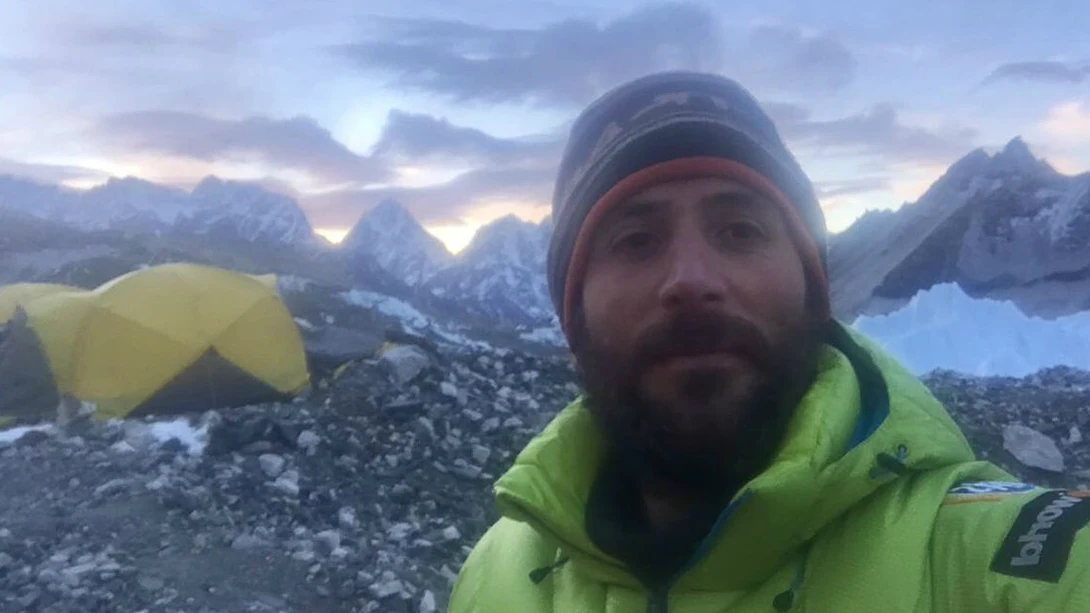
[448,71,1090,613]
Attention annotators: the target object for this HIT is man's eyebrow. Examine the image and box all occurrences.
[599,199,666,228]
[698,190,770,213]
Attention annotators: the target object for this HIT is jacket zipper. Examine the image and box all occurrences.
[647,590,669,613]
[643,490,754,613]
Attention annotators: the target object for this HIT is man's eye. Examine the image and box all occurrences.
[717,221,766,243]
[611,231,657,254]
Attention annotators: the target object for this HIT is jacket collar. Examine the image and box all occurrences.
[493,322,977,591]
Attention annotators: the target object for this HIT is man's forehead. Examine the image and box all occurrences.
[600,179,770,226]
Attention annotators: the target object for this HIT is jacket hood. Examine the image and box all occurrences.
[492,322,978,592]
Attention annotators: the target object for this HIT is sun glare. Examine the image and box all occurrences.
[315,227,350,244]
[425,223,481,255]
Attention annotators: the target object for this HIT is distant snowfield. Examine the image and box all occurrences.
[340,289,493,351]
[852,282,1090,377]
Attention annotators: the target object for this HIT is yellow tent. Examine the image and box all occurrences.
[0,283,83,323]
[0,263,310,422]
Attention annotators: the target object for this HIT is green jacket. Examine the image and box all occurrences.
[449,323,1090,612]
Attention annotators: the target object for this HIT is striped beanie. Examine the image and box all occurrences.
[547,71,829,341]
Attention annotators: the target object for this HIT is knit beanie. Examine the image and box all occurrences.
[547,70,829,341]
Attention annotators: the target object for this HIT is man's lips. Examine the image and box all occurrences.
[652,350,750,368]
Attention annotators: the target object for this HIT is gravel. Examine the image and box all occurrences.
[0,340,574,612]
[1,340,1087,612]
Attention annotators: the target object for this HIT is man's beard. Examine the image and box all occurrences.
[573,308,825,499]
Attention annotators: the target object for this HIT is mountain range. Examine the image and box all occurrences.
[830,137,1090,320]
[335,136,1090,326]
[0,175,316,247]
[2,136,1088,332]
[337,198,555,327]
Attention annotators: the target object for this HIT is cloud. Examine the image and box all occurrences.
[82,100,965,232]
[0,6,334,121]
[0,158,109,185]
[813,176,891,199]
[92,111,389,186]
[763,102,813,127]
[983,60,1090,85]
[302,165,555,229]
[744,22,856,93]
[69,24,178,48]
[56,22,242,54]
[335,3,855,106]
[774,103,978,166]
[336,3,722,106]
[1038,101,1090,144]
[372,110,562,166]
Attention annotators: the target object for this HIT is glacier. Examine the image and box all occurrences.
[851,282,1090,377]
[339,289,492,351]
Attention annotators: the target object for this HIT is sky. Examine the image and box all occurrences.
[2,1,1089,253]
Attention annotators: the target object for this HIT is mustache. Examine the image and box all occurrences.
[631,309,773,371]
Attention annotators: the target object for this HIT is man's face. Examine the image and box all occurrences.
[573,176,824,493]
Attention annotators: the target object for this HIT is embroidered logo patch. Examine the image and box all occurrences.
[991,490,1090,582]
[944,481,1038,505]
[949,481,1038,495]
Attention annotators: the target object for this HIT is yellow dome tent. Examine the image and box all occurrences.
[0,263,310,422]
[0,283,84,323]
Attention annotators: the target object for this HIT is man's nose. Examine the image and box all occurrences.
[658,239,728,309]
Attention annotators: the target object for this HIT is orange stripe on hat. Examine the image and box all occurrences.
[561,156,829,338]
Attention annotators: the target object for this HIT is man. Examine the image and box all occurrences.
[448,71,1090,612]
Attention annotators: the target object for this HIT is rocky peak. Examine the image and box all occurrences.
[926,137,1056,202]
[191,176,293,207]
[342,200,451,287]
[458,215,548,271]
[76,176,194,229]
[184,176,315,246]
[990,136,1053,177]
[364,199,419,232]
[84,176,189,204]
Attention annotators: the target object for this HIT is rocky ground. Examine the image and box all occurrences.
[0,342,1088,613]
[0,342,578,613]
[923,366,1090,490]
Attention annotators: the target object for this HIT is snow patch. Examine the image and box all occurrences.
[277,275,313,294]
[1044,176,1090,243]
[519,325,566,347]
[341,290,430,329]
[148,418,208,456]
[852,282,1090,377]
[339,289,491,351]
[0,423,54,444]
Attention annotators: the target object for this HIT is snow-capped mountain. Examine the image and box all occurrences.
[77,177,197,231]
[830,137,1090,320]
[852,282,1090,377]
[183,177,315,246]
[0,174,317,247]
[340,202,555,327]
[424,214,554,326]
[341,199,452,286]
[0,175,76,220]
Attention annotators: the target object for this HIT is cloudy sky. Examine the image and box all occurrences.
[2,1,1089,252]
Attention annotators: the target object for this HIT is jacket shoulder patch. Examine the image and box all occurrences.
[991,490,1090,582]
